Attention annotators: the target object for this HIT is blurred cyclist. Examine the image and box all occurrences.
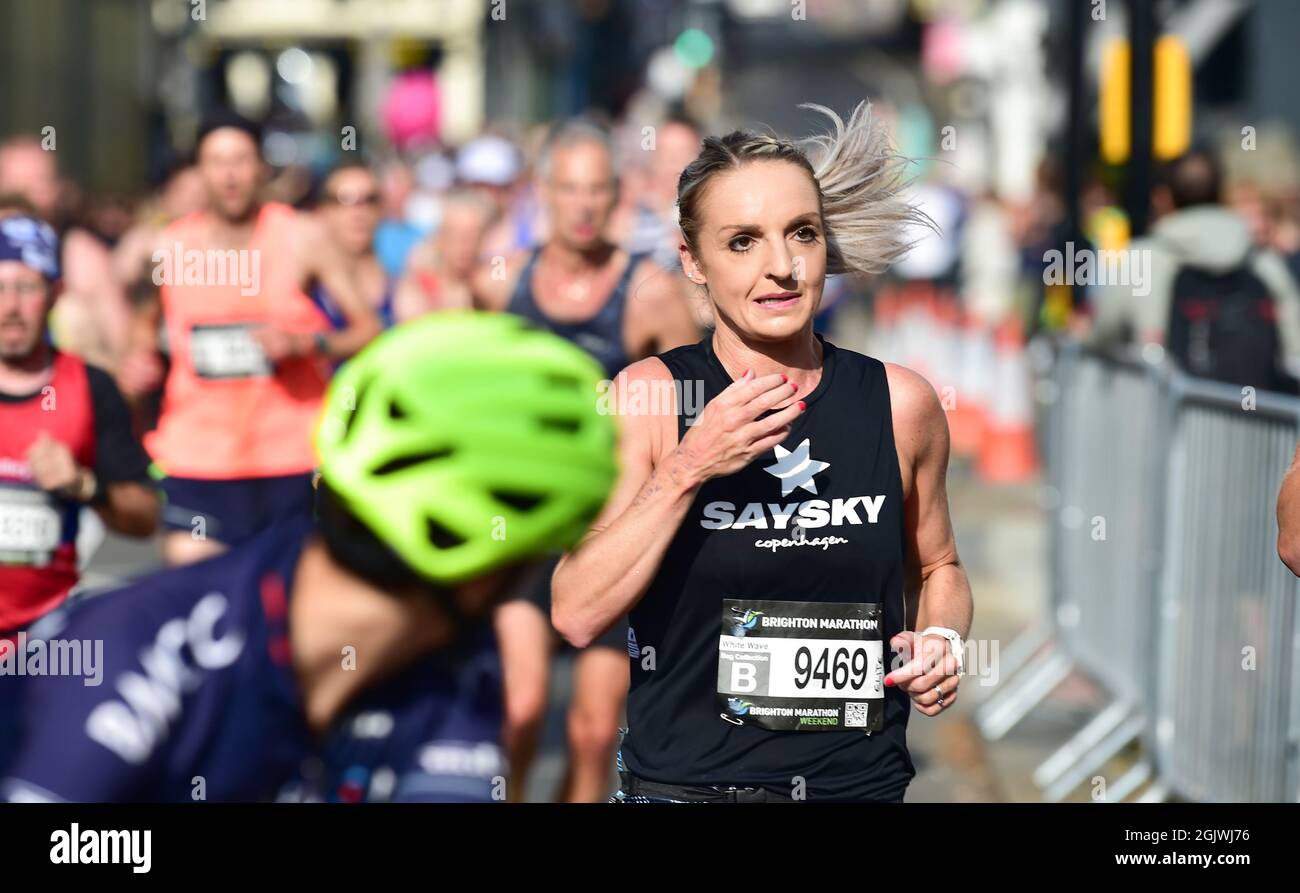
[311,162,396,332]
[0,311,618,802]
[117,109,381,566]
[473,116,698,802]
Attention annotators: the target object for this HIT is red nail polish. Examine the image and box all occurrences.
[798,400,807,411]
[883,676,894,688]
[790,382,799,392]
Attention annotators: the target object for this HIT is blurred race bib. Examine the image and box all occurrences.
[0,484,62,566]
[190,323,272,380]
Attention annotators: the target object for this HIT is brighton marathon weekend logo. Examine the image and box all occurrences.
[700,438,887,552]
[0,634,103,686]
[727,605,878,637]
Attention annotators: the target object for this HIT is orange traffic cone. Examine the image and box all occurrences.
[976,317,1038,483]
[946,307,991,458]
[932,289,961,395]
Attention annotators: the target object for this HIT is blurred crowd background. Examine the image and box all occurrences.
[2,0,1299,463]
[3,0,1300,802]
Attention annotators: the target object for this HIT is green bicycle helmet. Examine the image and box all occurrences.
[315,311,618,585]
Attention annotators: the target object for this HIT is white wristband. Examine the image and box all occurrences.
[919,626,965,675]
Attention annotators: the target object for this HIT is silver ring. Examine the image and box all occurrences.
[933,685,945,707]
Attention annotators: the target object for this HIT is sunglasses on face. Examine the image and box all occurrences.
[325,191,381,208]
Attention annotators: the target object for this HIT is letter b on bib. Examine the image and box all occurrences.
[731,661,758,692]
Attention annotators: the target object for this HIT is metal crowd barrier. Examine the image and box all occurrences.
[975,338,1300,802]
[1147,374,1300,802]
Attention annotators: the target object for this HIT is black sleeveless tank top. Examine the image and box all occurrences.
[622,333,915,801]
[505,247,645,378]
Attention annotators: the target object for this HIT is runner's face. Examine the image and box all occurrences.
[542,141,616,250]
[686,160,825,342]
[650,122,699,207]
[437,204,490,278]
[320,169,381,255]
[0,145,60,219]
[0,261,51,361]
[197,129,263,222]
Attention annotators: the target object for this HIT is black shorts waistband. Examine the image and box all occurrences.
[617,771,796,803]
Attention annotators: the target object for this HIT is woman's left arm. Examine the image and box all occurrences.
[882,363,974,716]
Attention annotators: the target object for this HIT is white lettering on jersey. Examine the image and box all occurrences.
[699,496,885,531]
[85,593,245,765]
[418,742,504,779]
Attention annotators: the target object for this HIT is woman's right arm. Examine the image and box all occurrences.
[552,358,803,647]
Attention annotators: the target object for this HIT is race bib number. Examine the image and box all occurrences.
[190,323,272,380]
[717,598,884,732]
[0,485,63,566]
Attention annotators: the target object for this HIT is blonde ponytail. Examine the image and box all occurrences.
[798,100,934,276]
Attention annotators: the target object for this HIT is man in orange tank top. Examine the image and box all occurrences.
[118,111,382,566]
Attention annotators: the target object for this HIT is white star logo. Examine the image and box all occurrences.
[762,438,830,497]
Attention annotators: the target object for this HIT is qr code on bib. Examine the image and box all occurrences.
[844,702,869,728]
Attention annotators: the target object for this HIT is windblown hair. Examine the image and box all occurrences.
[676,100,934,278]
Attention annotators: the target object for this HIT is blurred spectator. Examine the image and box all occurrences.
[0,137,131,372]
[374,156,425,278]
[394,188,494,319]
[1267,194,1300,288]
[311,162,395,331]
[611,113,701,273]
[111,162,207,294]
[1089,149,1300,394]
[456,134,528,259]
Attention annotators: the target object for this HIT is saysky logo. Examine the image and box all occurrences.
[701,437,885,552]
[763,438,829,496]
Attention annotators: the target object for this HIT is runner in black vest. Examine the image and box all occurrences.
[471,118,698,802]
[553,101,974,802]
